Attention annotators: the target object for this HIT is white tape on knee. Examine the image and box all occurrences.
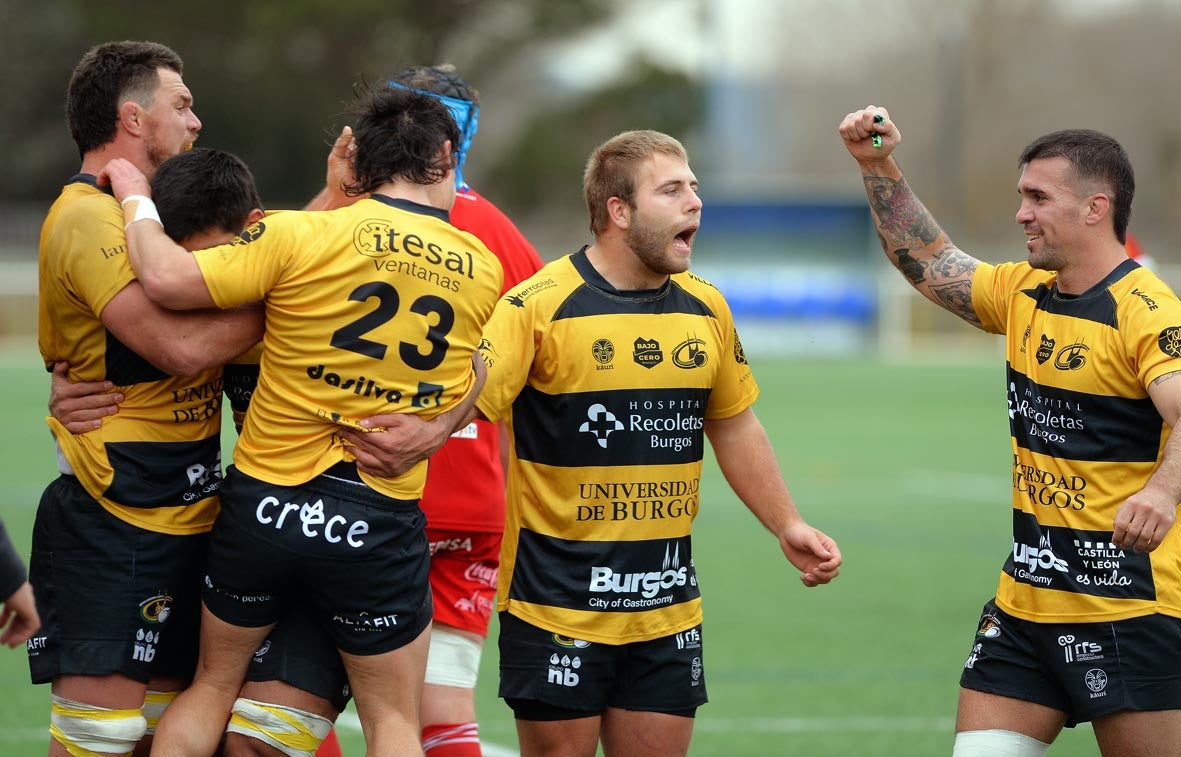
[226,697,333,757]
[424,626,484,688]
[142,689,178,736]
[50,695,147,757]
[953,729,1051,757]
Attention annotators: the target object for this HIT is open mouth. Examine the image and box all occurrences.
[674,226,698,249]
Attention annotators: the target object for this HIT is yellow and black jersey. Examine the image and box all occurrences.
[973,258,1181,622]
[476,248,759,644]
[38,175,223,534]
[194,195,503,500]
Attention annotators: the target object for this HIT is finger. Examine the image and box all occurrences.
[359,413,401,430]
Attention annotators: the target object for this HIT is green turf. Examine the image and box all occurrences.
[0,347,1101,755]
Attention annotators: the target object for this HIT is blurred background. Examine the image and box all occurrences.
[4,0,1181,356]
[3,2,1175,754]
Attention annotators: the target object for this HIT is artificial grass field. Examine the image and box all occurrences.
[0,345,1101,755]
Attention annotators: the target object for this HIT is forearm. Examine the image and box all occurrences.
[859,160,982,326]
[706,412,804,536]
[124,220,213,309]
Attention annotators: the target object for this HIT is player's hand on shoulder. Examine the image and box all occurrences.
[96,158,151,204]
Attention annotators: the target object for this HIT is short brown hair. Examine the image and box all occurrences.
[66,41,184,157]
[583,130,687,235]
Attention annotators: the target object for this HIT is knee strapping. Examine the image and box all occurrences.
[424,627,483,688]
[225,697,333,757]
[953,729,1051,757]
[50,695,147,757]
[142,689,178,736]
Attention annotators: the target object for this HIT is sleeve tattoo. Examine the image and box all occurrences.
[865,175,981,324]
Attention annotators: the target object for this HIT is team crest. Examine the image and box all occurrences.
[1019,325,1031,354]
[1159,327,1181,358]
[231,221,266,246]
[975,614,1002,639]
[552,634,591,649]
[139,594,173,624]
[1054,341,1089,371]
[1035,335,1055,364]
[672,336,708,369]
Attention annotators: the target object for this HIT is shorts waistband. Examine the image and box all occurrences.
[311,462,419,510]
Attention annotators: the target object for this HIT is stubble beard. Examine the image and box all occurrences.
[625,217,690,277]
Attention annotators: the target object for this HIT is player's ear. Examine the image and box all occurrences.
[246,208,265,225]
[118,100,143,136]
[607,196,630,230]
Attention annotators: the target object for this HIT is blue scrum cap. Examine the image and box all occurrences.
[388,80,480,192]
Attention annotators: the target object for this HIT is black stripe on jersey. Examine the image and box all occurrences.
[556,251,717,320]
[1003,511,1154,600]
[507,529,700,612]
[512,386,709,468]
[1007,367,1161,462]
[105,331,170,385]
[223,362,260,414]
[104,435,222,508]
[1020,259,1139,327]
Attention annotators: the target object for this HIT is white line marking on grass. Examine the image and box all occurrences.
[334,711,521,756]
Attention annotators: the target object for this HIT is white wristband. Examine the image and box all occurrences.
[120,195,163,230]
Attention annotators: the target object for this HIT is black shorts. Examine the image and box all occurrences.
[498,612,707,718]
[246,604,351,713]
[204,465,431,656]
[27,475,207,684]
[960,598,1181,727]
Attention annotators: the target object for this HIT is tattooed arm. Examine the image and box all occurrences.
[839,106,984,328]
[1113,370,1181,552]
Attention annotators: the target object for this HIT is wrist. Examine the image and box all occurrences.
[120,195,163,230]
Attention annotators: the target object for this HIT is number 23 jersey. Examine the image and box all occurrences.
[193,195,503,500]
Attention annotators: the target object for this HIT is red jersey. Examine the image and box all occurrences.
[419,188,543,532]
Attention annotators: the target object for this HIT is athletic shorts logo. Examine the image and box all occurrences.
[1058,634,1104,663]
[975,614,1001,639]
[676,627,702,650]
[552,634,591,649]
[1085,668,1108,696]
[139,594,173,624]
[547,653,582,687]
[1036,334,1055,364]
[1158,327,1181,358]
[964,642,982,669]
[690,656,702,684]
[633,338,663,368]
[253,640,272,663]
